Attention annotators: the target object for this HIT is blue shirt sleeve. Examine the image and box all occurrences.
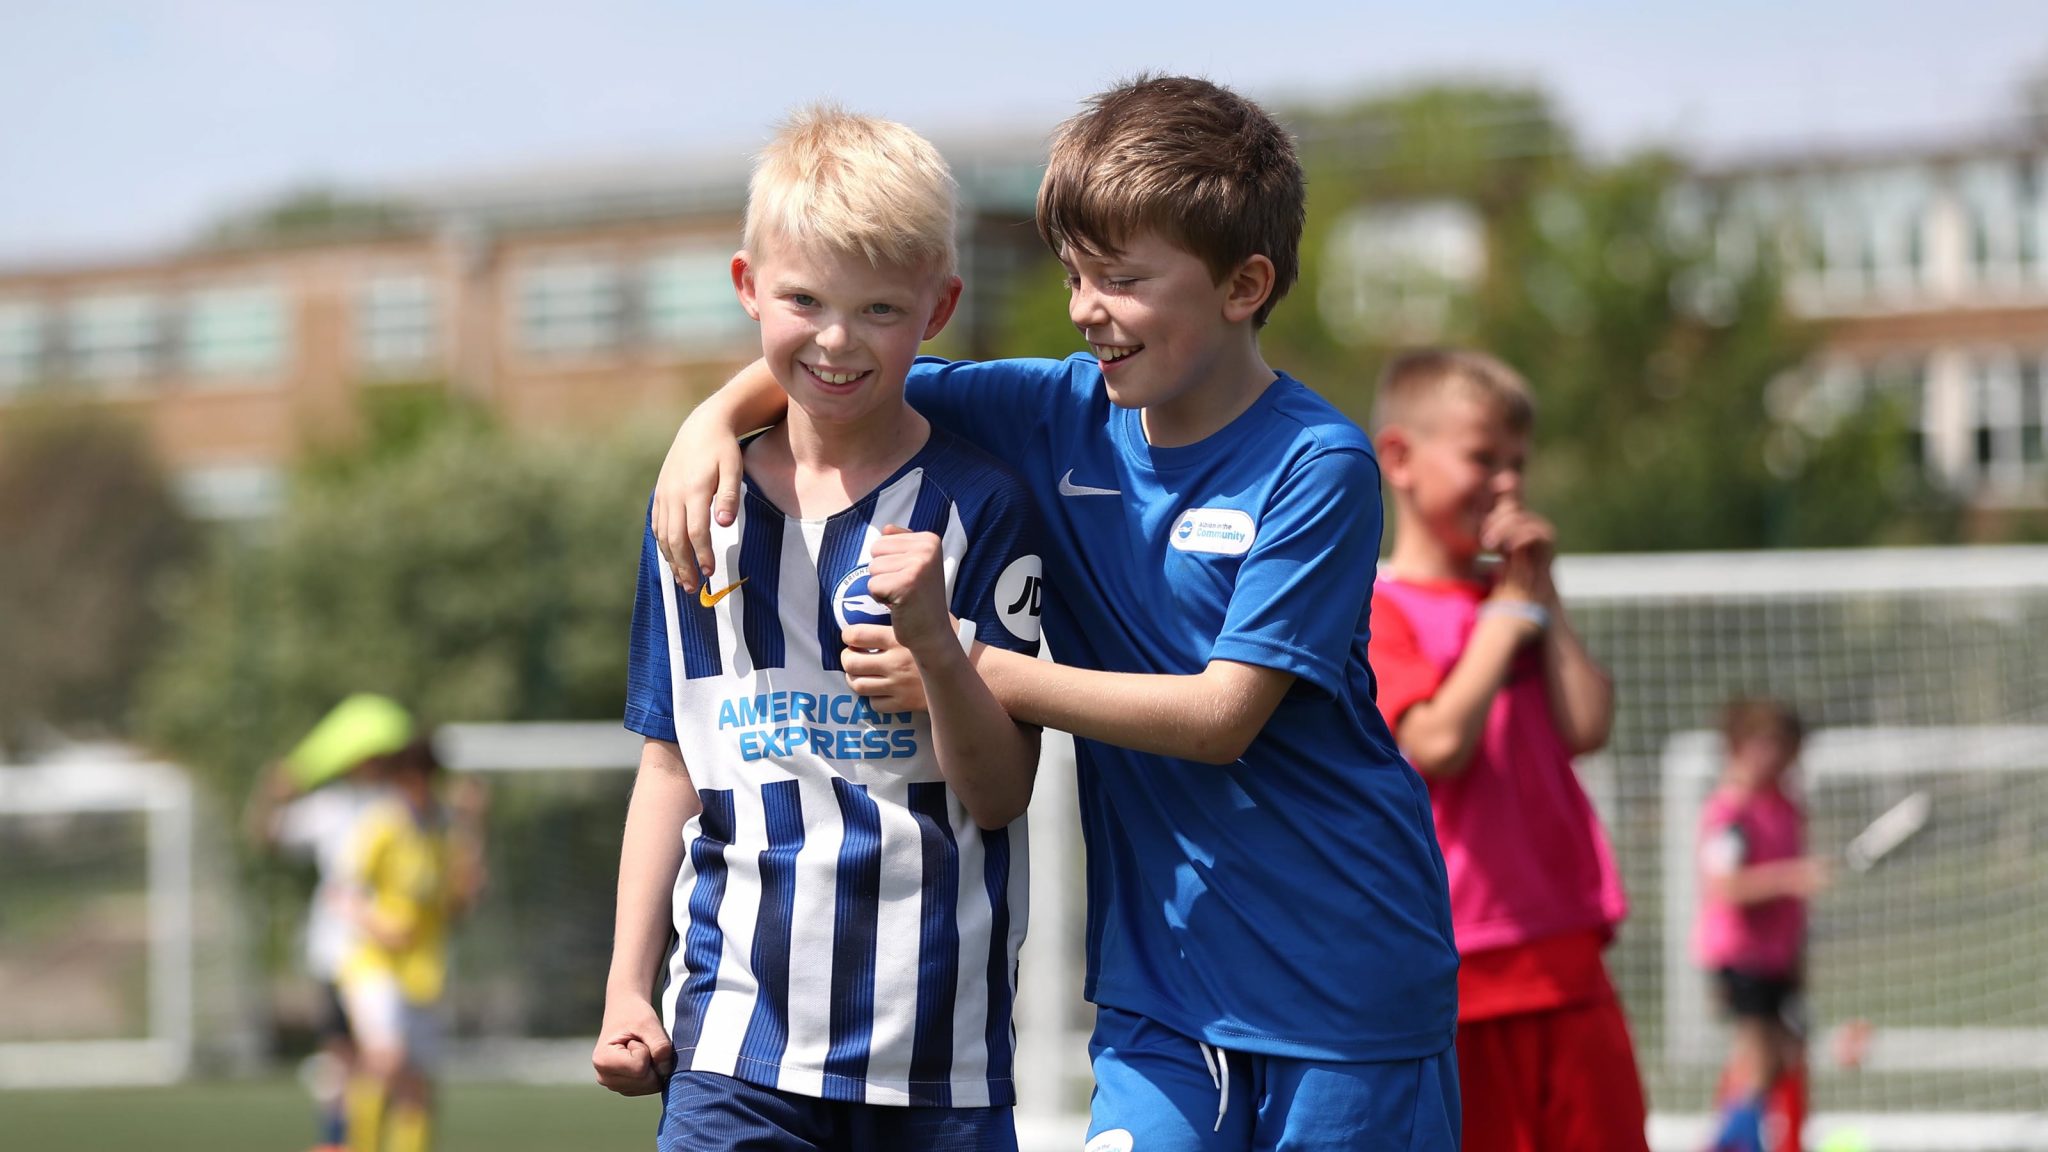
[1208,447,1383,699]
[624,508,678,742]
[906,355,1080,460]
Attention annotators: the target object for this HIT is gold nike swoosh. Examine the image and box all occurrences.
[698,577,749,608]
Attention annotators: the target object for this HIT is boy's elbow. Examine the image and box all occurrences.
[1395,722,1470,779]
[968,791,1032,832]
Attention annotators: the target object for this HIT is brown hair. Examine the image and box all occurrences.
[1721,697,1805,751]
[1371,347,1536,435]
[1036,74,1304,327]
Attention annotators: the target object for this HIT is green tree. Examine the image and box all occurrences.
[138,413,668,797]
[0,404,196,757]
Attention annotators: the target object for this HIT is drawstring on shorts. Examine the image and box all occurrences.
[1197,1041,1230,1133]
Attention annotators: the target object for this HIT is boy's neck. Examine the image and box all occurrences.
[1384,522,1484,584]
[1138,339,1276,449]
[753,407,930,518]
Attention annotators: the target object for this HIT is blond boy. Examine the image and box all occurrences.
[593,107,1044,1151]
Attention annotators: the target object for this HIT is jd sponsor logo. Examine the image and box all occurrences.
[1168,507,1256,556]
[992,555,1044,642]
[1085,1131,1135,1152]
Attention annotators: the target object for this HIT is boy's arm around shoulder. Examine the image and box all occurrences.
[593,738,699,1096]
[653,358,789,592]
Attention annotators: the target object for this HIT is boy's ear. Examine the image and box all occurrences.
[1375,426,1413,489]
[732,251,761,320]
[921,275,964,341]
[1220,254,1277,324]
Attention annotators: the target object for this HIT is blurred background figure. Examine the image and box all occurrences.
[337,732,487,1152]
[1695,699,1829,1152]
[245,692,416,1152]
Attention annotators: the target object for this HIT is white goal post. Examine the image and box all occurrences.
[0,756,194,1089]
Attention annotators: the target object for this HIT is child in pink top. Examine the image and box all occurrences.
[1367,349,1647,1152]
[1696,698,1829,1152]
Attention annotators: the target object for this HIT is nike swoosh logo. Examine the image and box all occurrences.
[698,577,749,608]
[1058,469,1121,497]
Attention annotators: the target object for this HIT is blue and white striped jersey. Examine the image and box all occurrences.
[624,430,1044,1108]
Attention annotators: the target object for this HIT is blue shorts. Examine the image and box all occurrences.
[1085,1006,1460,1152]
[658,1070,1017,1152]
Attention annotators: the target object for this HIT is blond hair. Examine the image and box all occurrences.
[1371,348,1536,435]
[743,106,957,278]
[1037,75,1305,327]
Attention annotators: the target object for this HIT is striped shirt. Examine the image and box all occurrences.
[625,431,1043,1107]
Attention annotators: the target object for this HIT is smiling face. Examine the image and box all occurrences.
[1061,228,1248,413]
[735,236,960,432]
[1384,393,1529,567]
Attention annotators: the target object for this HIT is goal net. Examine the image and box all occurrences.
[1561,546,2048,1150]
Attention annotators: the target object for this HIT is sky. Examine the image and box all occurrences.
[2,0,2043,265]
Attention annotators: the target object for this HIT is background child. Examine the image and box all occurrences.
[593,107,1043,1152]
[339,735,486,1152]
[650,77,1461,1152]
[1366,348,1648,1152]
[244,692,414,1152]
[1697,697,1829,1152]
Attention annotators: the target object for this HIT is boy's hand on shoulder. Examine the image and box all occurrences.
[863,525,953,658]
[592,995,675,1096]
[841,624,930,713]
[653,415,746,595]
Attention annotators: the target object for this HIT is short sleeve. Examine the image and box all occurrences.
[1208,448,1383,698]
[1367,590,1443,735]
[906,356,1076,461]
[947,474,1045,659]
[624,504,678,743]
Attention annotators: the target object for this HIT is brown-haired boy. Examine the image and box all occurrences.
[650,76,1460,1151]
[1367,348,1650,1152]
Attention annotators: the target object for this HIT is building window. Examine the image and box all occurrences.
[66,291,162,385]
[514,259,623,357]
[184,285,288,379]
[643,246,750,349]
[1966,352,2031,495]
[2021,355,2045,476]
[357,275,438,373]
[0,301,42,396]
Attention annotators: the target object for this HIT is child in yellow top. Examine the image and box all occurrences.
[339,737,484,1152]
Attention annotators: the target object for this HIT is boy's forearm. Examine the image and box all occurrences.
[1540,608,1614,754]
[908,637,1039,829]
[970,644,1289,765]
[607,741,698,1001]
[1396,615,1529,777]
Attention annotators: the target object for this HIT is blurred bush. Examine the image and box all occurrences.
[138,389,668,799]
[0,404,196,759]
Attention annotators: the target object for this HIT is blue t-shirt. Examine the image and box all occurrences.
[906,354,1458,1061]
